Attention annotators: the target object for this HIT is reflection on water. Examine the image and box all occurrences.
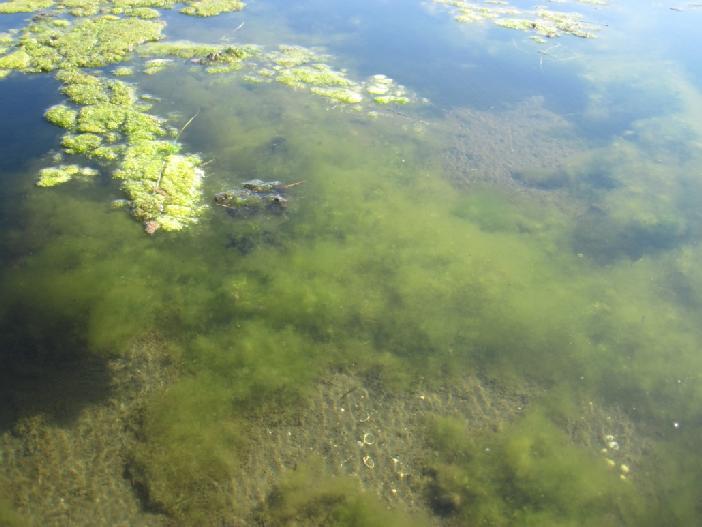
[1,0,702,525]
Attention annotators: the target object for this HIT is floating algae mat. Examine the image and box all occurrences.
[432,0,604,40]
[0,1,415,232]
[2,0,702,525]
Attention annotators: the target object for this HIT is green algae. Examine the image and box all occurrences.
[1,16,164,74]
[422,410,642,525]
[373,94,410,105]
[310,86,363,104]
[0,0,53,14]
[433,0,601,39]
[50,16,164,68]
[129,376,241,525]
[143,57,173,74]
[59,0,101,17]
[44,103,77,128]
[38,68,205,232]
[110,6,161,18]
[113,65,134,76]
[276,64,351,88]
[61,132,103,156]
[36,164,99,186]
[180,0,244,17]
[259,461,430,527]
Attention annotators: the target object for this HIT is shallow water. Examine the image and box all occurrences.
[1,0,702,525]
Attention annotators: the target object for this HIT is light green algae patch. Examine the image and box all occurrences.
[180,0,244,17]
[0,0,53,14]
[39,69,206,232]
[140,41,413,107]
[0,69,10,79]
[260,45,413,107]
[110,6,161,18]
[36,164,98,187]
[0,16,164,74]
[44,103,78,129]
[433,0,601,39]
[310,86,363,104]
[143,58,173,74]
[113,65,134,76]
[58,0,101,17]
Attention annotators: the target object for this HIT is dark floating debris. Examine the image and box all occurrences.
[214,179,303,216]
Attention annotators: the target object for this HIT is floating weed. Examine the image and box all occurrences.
[433,0,601,39]
[143,57,174,74]
[0,15,164,74]
[109,6,161,18]
[179,0,245,17]
[44,103,77,128]
[112,65,134,76]
[59,0,101,17]
[36,164,98,186]
[0,0,53,14]
[310,86,363,104]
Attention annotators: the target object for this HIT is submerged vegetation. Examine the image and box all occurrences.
[2,0,702,526]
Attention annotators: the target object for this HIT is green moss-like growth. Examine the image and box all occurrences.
[268,45,319,68]
[276,64,351,88]
[143,58,173,75]
[57,69,109,104]
[5,16,163,73]
[0,50,32,70]
[423,410,642,525]
[180,0,245,17]
[373,94,410,105]
[0,69,10,79]
[433,0,599,39]
[110,6,161,18]
[44,104,77,129]
[139,40,223,59]
[61,132,103,156]
[310,86,363,104]
[113,66,134,76]
[0,0,53,13]
[36,164,98,187]
[59,0,101,16]
[260,461,430,527]
[51,16,164,68]
[111,0,175,7]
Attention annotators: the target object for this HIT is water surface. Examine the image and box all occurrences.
[1,1,702,525]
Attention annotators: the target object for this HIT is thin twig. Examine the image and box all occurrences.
[175,110,200,142]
